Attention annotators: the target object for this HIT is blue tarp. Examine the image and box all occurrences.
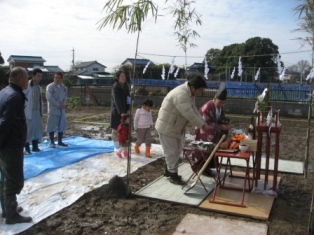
[23,136,114,180]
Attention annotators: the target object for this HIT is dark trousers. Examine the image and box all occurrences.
[0,148,24,206]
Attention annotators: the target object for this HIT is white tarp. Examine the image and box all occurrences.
[0,144,164,235]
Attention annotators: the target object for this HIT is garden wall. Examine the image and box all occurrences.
[69,87,310,119]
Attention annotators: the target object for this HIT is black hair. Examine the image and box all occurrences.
[115,70,125,81]
[32,68,43,76]
[143,99,153,107]
[121,114,130,122]
[55,72,63,79]
[187,75,207,89]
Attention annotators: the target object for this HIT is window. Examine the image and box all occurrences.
[93,68,99,71]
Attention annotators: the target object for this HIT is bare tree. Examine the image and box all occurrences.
[288,60,311,83]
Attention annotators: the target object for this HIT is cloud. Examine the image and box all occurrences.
[0,0,311,72]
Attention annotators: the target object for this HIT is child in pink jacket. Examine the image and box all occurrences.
[134,99,154,158]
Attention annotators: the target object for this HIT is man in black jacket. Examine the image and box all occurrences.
[0,67,32,224]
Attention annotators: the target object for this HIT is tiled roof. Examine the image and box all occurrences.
[7,55,46,63]
[187,62,215,70]
[122,58,156,66]
[74,61,107,68]
[44,66,64,73]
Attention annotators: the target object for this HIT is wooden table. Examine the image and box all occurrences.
[210,149,253,207]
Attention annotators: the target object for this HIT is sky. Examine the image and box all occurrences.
[0,0,312,73]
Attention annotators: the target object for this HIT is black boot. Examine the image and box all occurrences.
[5,196,31,224]
[169,172,185,185]
[164,165,182,179]
[24,142,31,155]
[58,132,68,147]
[32,140,40,152]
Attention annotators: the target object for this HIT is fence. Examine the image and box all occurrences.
[78,79,312,102]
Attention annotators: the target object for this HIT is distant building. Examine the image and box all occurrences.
[7,55,64,85]
[7,55,46,69]
[121,58,155,67]
[186,62,215,75]
[72,61,107,76]
[121,58,156,79]
[282,69,301,83]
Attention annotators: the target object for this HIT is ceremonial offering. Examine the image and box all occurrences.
[190,141,214,151]
[239,144,249,152]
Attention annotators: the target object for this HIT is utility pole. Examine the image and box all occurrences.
[71,48,75,68]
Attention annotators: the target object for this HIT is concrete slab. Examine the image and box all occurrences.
[173,213,268,235]
[221,156,303,174]
[135,163,217,206]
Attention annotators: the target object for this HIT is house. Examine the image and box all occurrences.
[121,58,156,79]
[7,55,64,85]
[186,62,215,75]
[283,69,301,83]
[72,61,107,76]
[7,55,46,69]
[121,58,155,67]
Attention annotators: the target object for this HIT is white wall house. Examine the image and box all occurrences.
[73,61,107,75]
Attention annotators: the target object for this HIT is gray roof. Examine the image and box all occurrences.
[122,58,155,66]
[74,61,107,68]
[7,55,46,63]
[44,66,64,73]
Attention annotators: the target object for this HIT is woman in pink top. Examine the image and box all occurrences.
[134,99,154,158]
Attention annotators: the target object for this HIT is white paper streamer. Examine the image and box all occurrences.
[253,88,268,113]
[143,60,151,74]
[238,57,243,77]
[230,67,235,79]
[169,57,175,74]
[277,54,282,74]
[258,88,268,102]
[306,68,314,80]
[204,57,210,80]
[161,65,165,80]
[255,68,260,81]
[174,67,180,78]
[279,68,286,81]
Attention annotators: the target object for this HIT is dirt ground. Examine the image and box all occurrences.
[18,105,314,235]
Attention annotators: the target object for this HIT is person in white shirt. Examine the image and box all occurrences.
[46,72,68,148]
[24,68,44,154]
[134,99,154,158]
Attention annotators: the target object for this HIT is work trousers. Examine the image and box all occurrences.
[158,133,183,173]
[0,148,24,205]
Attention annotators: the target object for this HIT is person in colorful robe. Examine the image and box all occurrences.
[193,82,230,176]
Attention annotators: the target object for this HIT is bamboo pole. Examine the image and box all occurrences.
[304,90,312,179]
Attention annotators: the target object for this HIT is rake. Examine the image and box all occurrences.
[185,134,226,193]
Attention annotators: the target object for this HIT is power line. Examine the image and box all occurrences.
[138,49,312,59]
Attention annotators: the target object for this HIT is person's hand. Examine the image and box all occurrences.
[201,123,211,131]
[59,103,66,109]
